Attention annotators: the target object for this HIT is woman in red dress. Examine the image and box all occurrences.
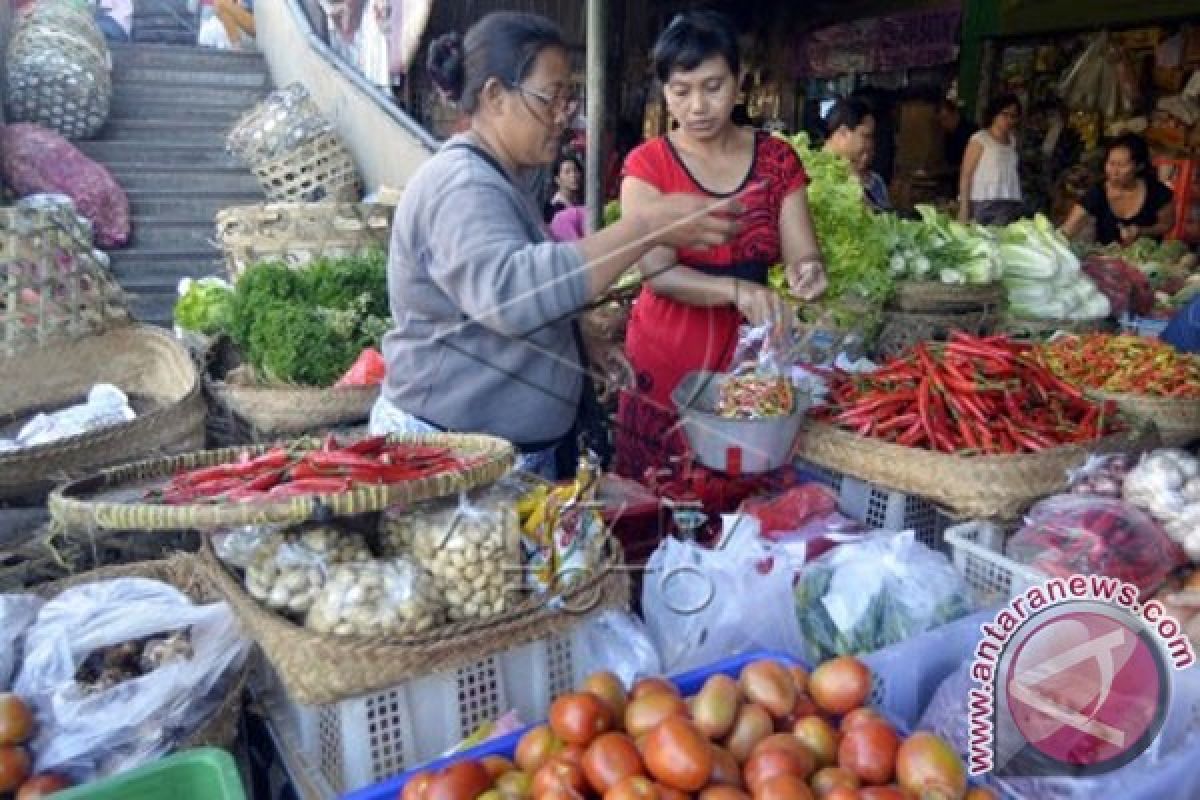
[615,10,827,481]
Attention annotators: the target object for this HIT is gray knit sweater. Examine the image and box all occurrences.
[381,135,588,446]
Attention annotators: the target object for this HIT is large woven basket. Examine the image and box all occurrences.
[208,380,379,439]
[794,419,1158,521]
[201,537,630,705]
[999,314,1116,340]
[888,281,1005,314]
[0,326,207,502]
[48,433,516,532]
[226,83,332,165]
[876,307,998,360]
[35,556,246,751]
[1087,390,1200,449]
[251,131,361,203]
[214,201,392,281]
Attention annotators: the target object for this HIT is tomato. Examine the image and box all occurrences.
[535,788,583,800]
[15,775,72,800]
[750,734,812,763]
[858,787,915,800]
[483,757,516,781]
[742,746,814,793]
[739,661,796,720]
[752,774,814,800]
[894,733,965,800]
[583,733,645,793]
[585,671,629,720]
[402,772,434,800]
[822,790,859,800]
[792,716,840,770]
[691,674,741,740]
[643,717,713,792]
[788,667,809,697]
[839,709,883,734]
[808,658,871,717]
[0,696,33,747]
[723,703,773,763]
[708,746,743,788]
[699,788,751,800]
[0,748,32,794]
[780,694,819,731]
[478,790,504,800]
[810,766,859,797]
[559,745,586,769]
[532,756,588,798]
[838,721,901,787]
[654,783,691,800]
[425,762,493,800]
[604,775,660,800]
[516,725,565,774]
[626,693,689,739]
[631,678,680,701]
[551,692,614,746]
[495,771,533,800]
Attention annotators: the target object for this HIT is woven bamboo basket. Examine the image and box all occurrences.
[214,201,392,281]
[48,433,516,532]
[251,131,361,203]
[888,281,1006,314]
[226,83,332,166]
[999,314,1116,340]
[1087,390,1200,449]
[876,307,998,360]
[34,556,247,751]
[208,379,379,439]
[6,23,111,140]
[794,419,1158,521]
[201,537,630,705]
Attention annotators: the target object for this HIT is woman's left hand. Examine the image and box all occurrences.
[786,258,827,301]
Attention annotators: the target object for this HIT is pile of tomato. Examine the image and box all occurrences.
[0,693,72,799]
[400,657,993,800]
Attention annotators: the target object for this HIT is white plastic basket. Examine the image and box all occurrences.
[945,520,1045,606]
[255,619,606,796]
[800,461,952,552]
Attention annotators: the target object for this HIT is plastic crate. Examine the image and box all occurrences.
[257,615,611,797]
[800,461,952,553]
[52,748,246,800]
[945,520,1045,606]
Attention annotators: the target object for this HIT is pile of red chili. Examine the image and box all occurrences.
[810,332,1125,455]
[152,435,467,505]
[1042,333,1200,398]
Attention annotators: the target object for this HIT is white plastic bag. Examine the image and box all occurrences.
[641,522,805,674]
[14,577,251,781]
[578,611,663,687]
[0,594,44,690]
[15,384,135,449]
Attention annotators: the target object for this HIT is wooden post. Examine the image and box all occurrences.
[586,0,607,232]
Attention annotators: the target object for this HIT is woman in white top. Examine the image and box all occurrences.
[958,94,1024,225]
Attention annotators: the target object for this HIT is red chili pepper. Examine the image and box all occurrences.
[267,478,352,497]
[344,436,388,456]
[304,451,387,470]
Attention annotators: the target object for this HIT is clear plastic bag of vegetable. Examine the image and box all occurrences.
[244,525,372,617]
[305,557,444,636]
[211,525,271,570]
[13,577,250,782]
[641,521,805,674]
[577,610,664,686]
[383,487,522,622]
[1123,449,1200,522]
[793,530,975,664]
[716,323,800,419]
[1066,452,1135,498]
[0,594,43,690]
[1007,494,1185,594]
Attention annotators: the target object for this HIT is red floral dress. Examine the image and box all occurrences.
[614,131,808,481]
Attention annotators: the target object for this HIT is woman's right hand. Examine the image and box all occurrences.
[638,193,742,251]
[731,280,791,328]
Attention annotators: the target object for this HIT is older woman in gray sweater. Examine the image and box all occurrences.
[373,12,740,478]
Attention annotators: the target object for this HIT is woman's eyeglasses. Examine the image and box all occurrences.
[514,84,579,123]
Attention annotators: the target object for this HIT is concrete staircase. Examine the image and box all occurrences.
[79,4,270,325]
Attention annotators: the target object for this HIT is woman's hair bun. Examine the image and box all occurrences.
[427,32,465,101]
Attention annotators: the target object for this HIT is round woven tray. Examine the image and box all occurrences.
[1087,390,1200,449]
[35,556,246,751]
[999,315,1116,340]
[794,418,1158,521]
[48,433,517,532]
[888,281,1006,313]
[876,307,998,360]
[214,201,392,282]
[0,326,206,503]
[208,381,380,438]
[251,131,361,204]
[201,536,630,705]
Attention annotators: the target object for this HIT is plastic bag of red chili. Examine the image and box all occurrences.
[1007,495,1187,595]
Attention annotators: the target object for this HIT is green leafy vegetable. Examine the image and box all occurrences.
[174,278,234,335]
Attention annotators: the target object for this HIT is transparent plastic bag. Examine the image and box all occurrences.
[1123,449,1200,523]
[212,525,271,570]
[383,488,521,622]
[793,530,975,664]
[0,593,44,690]
[1066,452,1135,498]
[1007,495,1185,594]
[14,577,250,781]
[305,557,444,636]
[641,522,805,674]
[244,525,372,617]
[15,384,135,449]
[577,610,663,686]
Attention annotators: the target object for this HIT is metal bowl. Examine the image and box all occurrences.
[671,370,810,475]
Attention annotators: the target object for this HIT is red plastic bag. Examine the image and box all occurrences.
[335,348,386,387]
[740,483,838,537]
[1008,494,1186,595]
